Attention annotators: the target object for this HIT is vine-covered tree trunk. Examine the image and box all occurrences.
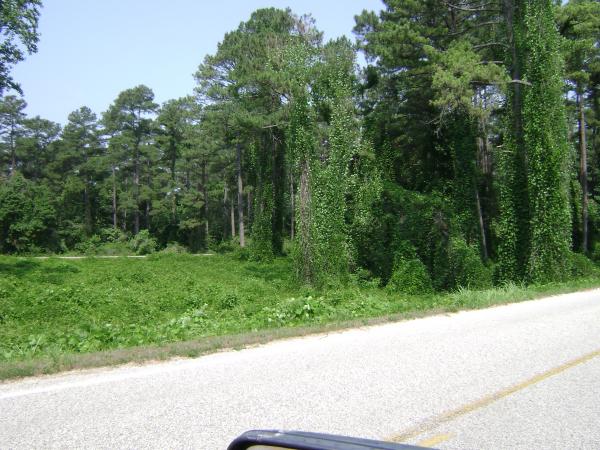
[230,190,236,238]
[523,0,572,282]
[236,143,245,247]
[298,158,313,281]
[498,0,530,282]
[475,188,488,261]
[578,91,588,253]
[271,129,285,255]
[250,133,275,260]
[290,173,295,241]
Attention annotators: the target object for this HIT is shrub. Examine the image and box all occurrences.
[73,235,102,255]
[128,230,157,255]
[590,242,600,264]
[215,239,235,254]
[446,237,492,290]
[95,242,131,256]
[0,174,57,254]
[569,252,599,278]
[99,228,128,243]
[233,246,250,261]
[160,242,189,254]
[386,242,433,295]
[218,292,239,310]
[387,258,433,295]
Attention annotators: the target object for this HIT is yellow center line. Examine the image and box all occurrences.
[416,433,454,447]
[388,347,600,444]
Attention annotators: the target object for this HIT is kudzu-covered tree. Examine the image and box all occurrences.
[499,0,572,283]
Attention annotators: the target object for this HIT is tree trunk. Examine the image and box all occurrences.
[298,159,312,282]
[9,124,16,177]
[112,166,118,229]
[223,184,230,239]
[202,160,209,241]
[578,91,589,253]
[133,144,140,235]
[231,198,236,238]
[145,159,151,230]
[247,191,252,229]
[290,172,295,241]
[122,177,128,231]
[83,183,92,236]
[236,144,245,247]
[271,129,285,254]
[475,188,488,261]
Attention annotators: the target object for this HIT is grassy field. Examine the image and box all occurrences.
[1,253,599,380]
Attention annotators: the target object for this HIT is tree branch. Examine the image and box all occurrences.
[474,42,509,50]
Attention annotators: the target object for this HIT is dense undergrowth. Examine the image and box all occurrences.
[1,253,599,369]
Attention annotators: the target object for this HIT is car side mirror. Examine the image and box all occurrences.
[228,430,433,450]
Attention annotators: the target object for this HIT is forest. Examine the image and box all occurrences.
[1,0,600,293]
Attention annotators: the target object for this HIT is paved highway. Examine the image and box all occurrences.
[1,289,599,449]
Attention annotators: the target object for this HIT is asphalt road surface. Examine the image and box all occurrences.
[1,289,599,449]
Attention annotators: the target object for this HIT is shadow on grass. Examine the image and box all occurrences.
[0,258,80,282]
[0,259,41,277]
[243,260,295,283]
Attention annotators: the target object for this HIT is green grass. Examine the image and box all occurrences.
[1,253,599,380]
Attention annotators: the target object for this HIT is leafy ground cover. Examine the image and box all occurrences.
[1,254,599,380]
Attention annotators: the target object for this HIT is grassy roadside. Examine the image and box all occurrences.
[1,253,599,381]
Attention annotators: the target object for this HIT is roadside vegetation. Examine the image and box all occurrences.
[1,252,599,380]
[1,2,600,378]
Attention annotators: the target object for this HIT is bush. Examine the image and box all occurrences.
[73,235,102,255]
[160,242,189,254]
[0,174,57,254]
[128,230,157,255]
[95,242,131,256]
[446,237,492,290]
[99,228,128,243]
[590,242,600,264]
[233,246,250,261]
[569,252,599,278]
[215,239,235,254]
[387,258,433,295]
[386,242,433,295]
[218,292,239,310]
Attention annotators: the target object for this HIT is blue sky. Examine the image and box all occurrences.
[12,0,383,125]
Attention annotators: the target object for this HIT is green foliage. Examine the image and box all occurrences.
[128,230,157,255]
[1,254,598,367]
[498,0,573,284]
[0,0,42,94]
[386,242,433,295]
[359,182,450,284]
[249,182,275,261]
[523,0,572,283]
[0,173,56,253]
[288,38,361,285]
[569,252,599,278]
[160,242,189,254]
[446,236,492,291]
[0,3,598,303]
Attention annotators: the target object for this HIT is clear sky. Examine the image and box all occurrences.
[12,0,383,125]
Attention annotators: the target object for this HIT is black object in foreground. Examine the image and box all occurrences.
[228,430,432,450]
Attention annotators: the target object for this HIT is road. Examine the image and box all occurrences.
[1,289,599,449]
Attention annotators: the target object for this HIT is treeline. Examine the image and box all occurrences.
[1,1,599,289]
